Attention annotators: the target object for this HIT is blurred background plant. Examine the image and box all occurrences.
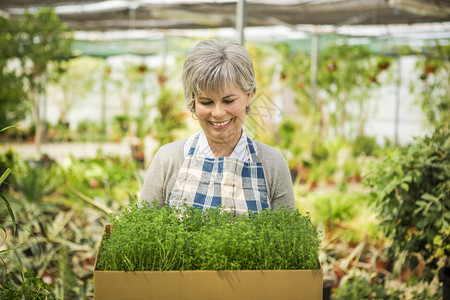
[152,74,186,149]
[364,126,449,283]
[411,43,450,131]
[0,8,74,153]
[0,148,141,298]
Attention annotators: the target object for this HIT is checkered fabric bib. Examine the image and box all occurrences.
[168,133,269,215]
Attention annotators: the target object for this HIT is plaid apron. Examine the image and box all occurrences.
[168,133,269,215]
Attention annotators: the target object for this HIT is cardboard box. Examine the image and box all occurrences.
[94,225,323,300]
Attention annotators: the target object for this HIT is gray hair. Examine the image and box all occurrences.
[182,39,256,113]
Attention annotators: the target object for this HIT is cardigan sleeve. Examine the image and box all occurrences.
[139,139,185,207]
[255,141,296,210]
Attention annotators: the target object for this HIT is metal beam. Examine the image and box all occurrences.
[236,0,246,44]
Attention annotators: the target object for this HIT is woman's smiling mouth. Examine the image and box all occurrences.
[209,118,233,128]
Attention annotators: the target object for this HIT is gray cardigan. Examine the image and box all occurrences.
[140,139,295,210]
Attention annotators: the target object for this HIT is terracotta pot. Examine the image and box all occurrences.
[377,61,390,71]
[309,181,318,191]
[327,62,337,72]
[138,64,147,73]
[369,75,377,83]
[425,65,436,74]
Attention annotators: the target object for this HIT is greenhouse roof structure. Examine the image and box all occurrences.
[1,0,450,31]
[1,0,449,57]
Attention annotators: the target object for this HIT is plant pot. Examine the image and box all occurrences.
[326,62,337,72]
[368,75,377,83]
[377,61,390,71]
[425,65,436,74]
[322,279,334,300]
[439,265,450,300]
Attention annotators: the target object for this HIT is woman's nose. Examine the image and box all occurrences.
[211,103,226,118]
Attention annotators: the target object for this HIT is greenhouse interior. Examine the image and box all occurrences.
[0,0,449,299]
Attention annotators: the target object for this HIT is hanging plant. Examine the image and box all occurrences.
[296,75,305,89]
[376,55,392,71]
[424,64,437,74]
[377,61,390,71]
[104,66,112,76]
[157,73,168,86]
[368,75,378,83]
[137,64,148,73]
[412,42,450,130]
[422,49,440,75]
[326,59,337,72]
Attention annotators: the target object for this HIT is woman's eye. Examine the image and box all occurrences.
[199,101,213,106]
[224,99,235,104]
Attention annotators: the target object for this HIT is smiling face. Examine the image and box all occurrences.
[195,85,251,149]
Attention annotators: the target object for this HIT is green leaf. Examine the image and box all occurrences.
[0,244,24,255]
[444,211,450,221]
[416,219,428,229]
[400,183,409,192]
[0,168,11,186]
[421,193,436,201]
[443,220,449,230]
[415,201,427,207]
[0,125,17,133]
[403,174,412,183]
[0,194,16,231]
[413,207,424,214]
[434,201,442,211]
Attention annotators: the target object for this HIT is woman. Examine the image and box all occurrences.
[140,39,295,215]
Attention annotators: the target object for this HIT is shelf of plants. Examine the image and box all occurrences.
[94,202,323,299]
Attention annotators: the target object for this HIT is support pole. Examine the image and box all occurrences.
[394,56,401,146]
[310,33,319,107]
[101,61,107,135]
[161,34,168,69]
[236,0,246,45]
[310,32,320,152]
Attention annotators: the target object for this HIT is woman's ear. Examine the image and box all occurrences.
[246,91,252,106]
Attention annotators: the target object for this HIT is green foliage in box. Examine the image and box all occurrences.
[364,127,450,282]
[97,202,321,271]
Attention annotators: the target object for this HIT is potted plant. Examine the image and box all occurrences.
[113,115,130,138]
[364,127,449,287]
[424,60,438,74]
[326,59,337,72]
[376,57,391,71]
[94,202,323,299]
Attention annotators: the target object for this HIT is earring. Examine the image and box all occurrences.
[192,112,198,120]
[245,105,251,114]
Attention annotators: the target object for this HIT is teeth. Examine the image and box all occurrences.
[211,119,232,126]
